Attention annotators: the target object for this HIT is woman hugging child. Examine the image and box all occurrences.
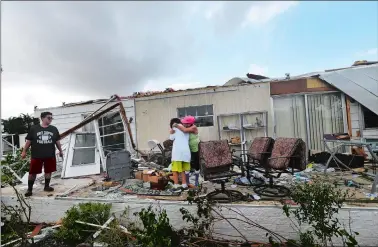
[172,116,200,187]
[169,118,191,191]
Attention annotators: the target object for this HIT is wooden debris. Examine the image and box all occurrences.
[29,224,43,237]
[75,220,130,235]
[93,216,115,239]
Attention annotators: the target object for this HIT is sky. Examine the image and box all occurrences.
[1,1,377,119]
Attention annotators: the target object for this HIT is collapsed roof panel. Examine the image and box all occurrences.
[318,64,378,115]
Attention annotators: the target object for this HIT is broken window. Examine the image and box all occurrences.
[98,112,126,155]
[177,105,214,127]
[362,105,378,129]
[72,133,96,166]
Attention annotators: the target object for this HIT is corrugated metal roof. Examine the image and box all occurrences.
[223,77,265,86]
[318,64,378,115]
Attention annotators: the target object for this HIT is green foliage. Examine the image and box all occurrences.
[97,219,130,247]
[54,202,112,246]
[179,191,214,240]
[1,149,31,185]
[283,178,359,247]
[1,184,33,246]
[131,205,174,247]
[2,113,39,147]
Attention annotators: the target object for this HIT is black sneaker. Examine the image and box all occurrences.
[44,187,54,192]
[169,187,182,194]
[25,190,33,197]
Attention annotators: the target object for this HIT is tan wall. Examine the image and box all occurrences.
[135,83,272,151]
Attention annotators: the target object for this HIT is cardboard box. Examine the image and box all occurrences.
[142,174,149,182]
[135,171,143,180]
[149,175,159,184]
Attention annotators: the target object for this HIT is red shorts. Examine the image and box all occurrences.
[29,158,57,174]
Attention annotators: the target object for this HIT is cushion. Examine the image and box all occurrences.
[199,140,232,168]
[269,138,300,170]
[247,137,274,161]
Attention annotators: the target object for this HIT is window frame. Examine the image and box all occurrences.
[62,132,101,178]
[176,105,214,127]
[71,133,97,166]
[361,105,378,130]
[97,111,127,155]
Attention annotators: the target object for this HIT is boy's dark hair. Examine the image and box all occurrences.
[41,112,53,119]
[170,118,181,128]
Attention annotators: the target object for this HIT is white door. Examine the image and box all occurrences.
[62,133,101,178]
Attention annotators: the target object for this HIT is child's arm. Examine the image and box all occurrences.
[173,123,198,134]
[169,129,175,140]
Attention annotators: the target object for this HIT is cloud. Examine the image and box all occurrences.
[205,2,225,20]
[1,1,297,118]
[143,76,203,92]
[1,83,93,119]
[202,1,298,31]
[356,48,378,57]
[248,64,268,76]
[2,2,199,97]
[242,1,298,27]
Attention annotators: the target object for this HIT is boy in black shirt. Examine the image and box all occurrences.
[21,112,63,197]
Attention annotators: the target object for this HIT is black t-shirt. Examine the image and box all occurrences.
[26,124,60,159]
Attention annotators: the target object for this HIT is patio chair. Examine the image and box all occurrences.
[146,139,172,167]
[199,140,245,202]
[251,137,307,197]
[241,137,275,186]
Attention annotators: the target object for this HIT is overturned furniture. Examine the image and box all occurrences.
[199,140,245,202]
[249,137,307,197]
[145,139,172,167]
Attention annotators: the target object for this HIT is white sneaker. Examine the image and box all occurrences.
[170,184,182,193]
[173,184,180,189]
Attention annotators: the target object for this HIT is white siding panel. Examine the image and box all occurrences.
[363,129,378,138]
[135,83,272,151]
[349,102,378,139]
[350,102,361,137]
[34,100,137,148]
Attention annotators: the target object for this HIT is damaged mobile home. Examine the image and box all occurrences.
[134,61,378,156]
[32,95,138,178]
[12,60,377,180]
[2,61,378,246]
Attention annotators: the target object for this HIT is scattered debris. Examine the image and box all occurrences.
[364,193,378,200]
[93,216,115,239]
[29,224,43,238]
[75,220,130,235]
[251,194,261,200]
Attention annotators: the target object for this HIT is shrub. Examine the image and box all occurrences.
[283,178,359,247]
[131,205,175,247]
[54,202,112,246]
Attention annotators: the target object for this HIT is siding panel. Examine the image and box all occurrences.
[135,83,272,151]
[34,100,137,148]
